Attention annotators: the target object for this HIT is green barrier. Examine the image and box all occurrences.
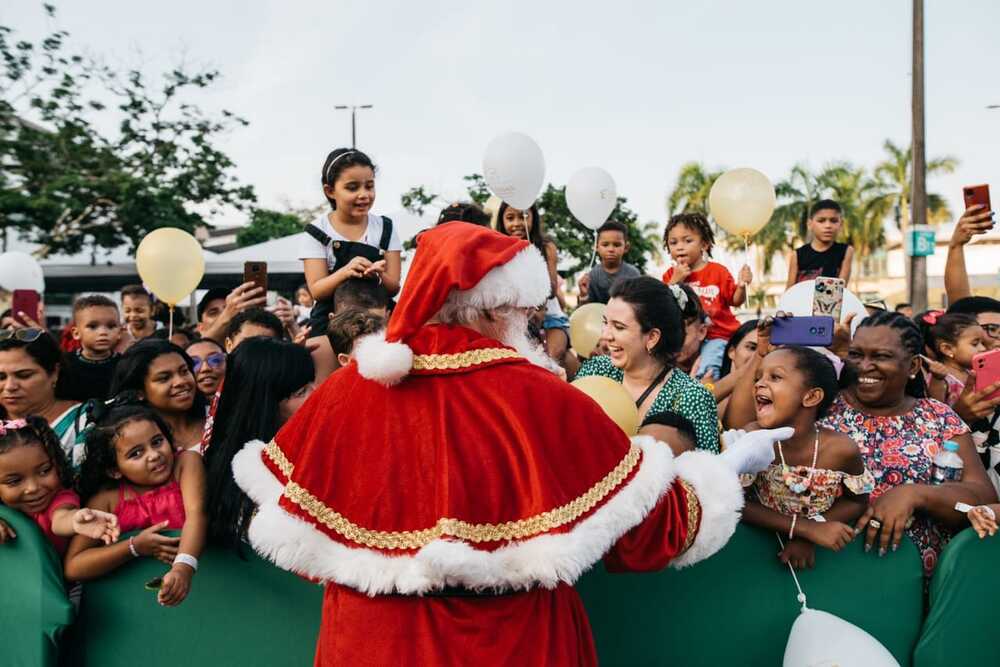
[66,531,323,667]
[578,523,925,666]
[913,527,1000,667]
[0,506,75,667]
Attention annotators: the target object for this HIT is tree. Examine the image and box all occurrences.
[236,208,304,247]
[666,162,722,216]
[0,4,255,257]
[868,139,957,231]
[821,163,887,289]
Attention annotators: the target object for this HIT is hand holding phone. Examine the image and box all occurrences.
[12,289,41,327]
[770,316,835,347]
[973,349,1000,402]
[243,262,268,295]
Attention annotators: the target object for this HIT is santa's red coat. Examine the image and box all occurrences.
[233,324,743,666]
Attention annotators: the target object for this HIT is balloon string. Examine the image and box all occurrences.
[590,229,598,268]
[753,489,808,611]
[168,306,174,339]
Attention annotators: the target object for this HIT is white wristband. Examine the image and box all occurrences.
[173,553,199,572]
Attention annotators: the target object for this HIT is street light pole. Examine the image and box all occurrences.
[910,0,928,311]
[334,104,374,148]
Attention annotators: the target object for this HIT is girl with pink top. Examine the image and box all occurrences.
[65,404,206,607]
[0,417,119,555]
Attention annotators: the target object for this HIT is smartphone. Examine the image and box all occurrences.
[243,261,268,295]
[812,277,845,321]
[11,289,40,327]
[973,349,1000,401]
[770,316,835,347]
[144,576,163,591]
[963,184,991,212]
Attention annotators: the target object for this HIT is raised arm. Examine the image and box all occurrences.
[945,205,993,303]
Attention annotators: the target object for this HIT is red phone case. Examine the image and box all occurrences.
[11,289,40,327]
[974,349,1000,401]
[963,184,991,211]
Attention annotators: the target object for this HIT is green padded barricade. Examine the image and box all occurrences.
[578,523,925,667]
[0,506,75,667]
[914,527,1000,667]
[66,532,323,667]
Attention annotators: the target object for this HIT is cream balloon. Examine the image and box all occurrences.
[708,168,776,238]
[0,252,45,293]
[482,132,546,210]
[567,167,617,230]
[569,303,606,357]
[571,375,640,436]
[135,228,205,306]
[783,608,899,667]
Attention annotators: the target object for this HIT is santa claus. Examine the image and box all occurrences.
[233,222,789,666]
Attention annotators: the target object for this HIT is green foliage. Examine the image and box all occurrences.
[399,186,438,217]
[236,208,304,247]
[0,4,255,256]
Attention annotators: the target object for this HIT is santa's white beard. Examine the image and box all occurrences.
[480,310,562,374]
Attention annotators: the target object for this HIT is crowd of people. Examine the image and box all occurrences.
[2,147,999,649]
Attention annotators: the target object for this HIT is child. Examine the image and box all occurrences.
[742,346,873,569]
[327,308,386,370]
[65,405,206,607]
[295,284,314,325]
[0,417,119,556]
[786,199,853,287]
[917,311,986,405]
[662,212,751,380]
[121,285,156,342]
[579,221,641,304]
[60,295,123,402]
[333,278,391,318]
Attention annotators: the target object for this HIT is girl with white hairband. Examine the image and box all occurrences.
[299,148,402,381]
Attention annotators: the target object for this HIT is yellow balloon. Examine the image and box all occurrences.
[571,375,640,436]
[569,303,606,357]
[708,167,777,238]
[136,228,206,306]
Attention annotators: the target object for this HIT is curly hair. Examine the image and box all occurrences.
[665,212,715,257]
[0,416,72,491]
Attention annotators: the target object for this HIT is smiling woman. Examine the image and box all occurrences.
[109,340,207,451]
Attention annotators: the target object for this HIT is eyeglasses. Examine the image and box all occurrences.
[982,323,1000,340]
[0,328,44,342]
[191,352,226,372]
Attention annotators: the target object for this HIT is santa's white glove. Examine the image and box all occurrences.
[717,427,794,476]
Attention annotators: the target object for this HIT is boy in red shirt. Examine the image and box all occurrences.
[662,212,752,380]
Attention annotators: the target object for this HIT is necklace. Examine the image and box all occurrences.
[777,428,819,495]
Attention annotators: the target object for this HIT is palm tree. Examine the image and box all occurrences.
[867,139,957,231]
[666,162,722,216]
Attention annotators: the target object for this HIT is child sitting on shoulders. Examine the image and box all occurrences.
[65,403,206,606]
[662,212,751,380]
[579,221,642,305]
[741,345,873,570]
[916,310,987,405]
[785,199,853,287]
[0,418,119,555]
[60,295,123,402]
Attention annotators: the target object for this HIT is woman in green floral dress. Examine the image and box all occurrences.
[576,277,719,452]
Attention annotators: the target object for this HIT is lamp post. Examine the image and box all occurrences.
[910,0,928,312]
[334,104,373,148]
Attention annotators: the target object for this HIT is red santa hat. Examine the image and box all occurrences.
[355,221,550,385]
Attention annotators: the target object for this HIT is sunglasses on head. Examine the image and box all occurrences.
[191,352,226,372]
[0,328,44,342]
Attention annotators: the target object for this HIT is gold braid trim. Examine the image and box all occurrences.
[265,440,294,478]
[412,348,521,371]
[274,445,643,551]
[679,480,702,554]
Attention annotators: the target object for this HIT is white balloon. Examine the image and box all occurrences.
[567,167,618,230]
[778,280,866,335]
[482,132,546,210]
[784,608,899,667]
[0,252,45,293]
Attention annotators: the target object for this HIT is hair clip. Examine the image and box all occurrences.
[668,284,689,310]
[922,310,943,325]
[0,419,28,436]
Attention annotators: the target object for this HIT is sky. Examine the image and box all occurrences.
[4,0,999,245]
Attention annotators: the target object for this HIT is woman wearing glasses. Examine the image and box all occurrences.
[0,329,88,469]
[186,339,226,400]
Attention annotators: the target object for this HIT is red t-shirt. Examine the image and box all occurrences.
[662,261,739,340]
[30,488,80,556]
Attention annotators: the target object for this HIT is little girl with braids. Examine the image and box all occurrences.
[0,417,119,555]
[662,212,753,380]
[64,404,206,607]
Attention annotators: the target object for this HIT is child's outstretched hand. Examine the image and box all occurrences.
[801,520,855,551]
[738,264,753,286]
[0,518,15,544]
[158,564,193,607]
[968,505,998,539]
[72,509,120,545]
[779,538,816,570]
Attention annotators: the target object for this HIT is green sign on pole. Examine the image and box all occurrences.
[907,225,936,257]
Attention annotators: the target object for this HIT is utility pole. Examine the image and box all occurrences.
[334,104,373,148]
[910,0,928,311]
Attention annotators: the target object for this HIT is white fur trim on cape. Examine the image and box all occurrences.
[233,435,675,595]
[670,450,745,569]
[449,245,550,311]
[354,333,413,386]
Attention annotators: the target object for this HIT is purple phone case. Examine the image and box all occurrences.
[770,316,835,347]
